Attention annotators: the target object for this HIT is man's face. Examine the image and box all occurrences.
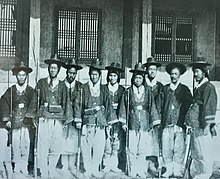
[193,68,205,83]
[90,70,100,85]
[66,67,77,83]
[134,74,144,87]
[16,70,27,86]
[108,72,118,85]
[48,64,59,79]
[147,65,157,80]
[170,68,181,84]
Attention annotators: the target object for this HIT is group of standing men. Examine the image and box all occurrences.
[0,55,217,179]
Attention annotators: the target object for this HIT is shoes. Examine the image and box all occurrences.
[103,167,110,173]
[137,171,146,178]
[194,174,211,179]
[83,171,92,177]
[110,167,122,173]
[92,171,103,178]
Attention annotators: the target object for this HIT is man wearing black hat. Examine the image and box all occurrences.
[0,61,34,177]
[74,59,115,177]
[143,57,164,176]
[103,62,125,173]
[186,58,217,179]
[118,62,159,178]
[61,58,83,175]
[161,62,192,177]
[27,54,73,178]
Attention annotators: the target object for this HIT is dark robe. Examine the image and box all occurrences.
[161,83,193,129]
[74,82,115,127]
[27,78,73,121]
[145,81,163,120]
[186,81,217,129]
[0,85,34,129]
[119,85,159,132]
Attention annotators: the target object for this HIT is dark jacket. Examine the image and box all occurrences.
[27,78,73,121]
[119,85,160,131]
[145,81,163,121]
[74,82,115,127]
[0,85,34,129]
[103,84,125,118]
[187,81,217,129]
[161,83,193,129]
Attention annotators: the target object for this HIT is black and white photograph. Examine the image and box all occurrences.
[0,0,219,179]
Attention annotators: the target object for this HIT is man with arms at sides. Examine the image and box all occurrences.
[143,56,164,177]
[74,59,115,178]
[27,54,73,178]
[119,62,159,178]
[1,61,34,178]
[186,57,217,179]
[103,62,125,173]
[161,62,193,178]
[61,58,83,176]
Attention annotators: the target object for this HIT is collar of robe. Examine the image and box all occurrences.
[89,80,100,97]
[16,81,27,93]
[194,77,209,89]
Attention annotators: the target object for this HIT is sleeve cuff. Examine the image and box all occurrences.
[2,117,10,122]
[74,118,82,123]
[151,119,161,128]
[108,119,119,125]
[25,113,35,119]
[118,118,126,124]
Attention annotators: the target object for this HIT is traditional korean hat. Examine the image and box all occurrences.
[166,62,186,75]
[12,61,33,75]
[63,58,83,70]
[143,56,162,68]
[189,57,211,72]
[87,58,103,70]
[44,54,65,67]
[105,62,124,73]
[129,62,147,74]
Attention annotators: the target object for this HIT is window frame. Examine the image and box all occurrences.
[54,7,102,65]
[152,11,195,64]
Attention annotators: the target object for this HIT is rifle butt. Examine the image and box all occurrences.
[76,147,80,178]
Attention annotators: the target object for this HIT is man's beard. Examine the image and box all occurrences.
[67,77,75,83]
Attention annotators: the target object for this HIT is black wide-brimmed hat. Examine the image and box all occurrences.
[166,62,186,75]
[105,62,124,73]
[12,61,33,75]
[63,58,83,70]
[129,62,147,74]
[87,58,103,70]
[44,54,65,67]
[143,56,162,68]
[189,57,211,69]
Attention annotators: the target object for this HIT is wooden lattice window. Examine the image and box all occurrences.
[0,0,17,57]
[56,9,101,64]
[152,13,193,63]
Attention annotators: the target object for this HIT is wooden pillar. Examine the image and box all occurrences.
[141,0,152,63]
[122,0,133,68]
[28,0,41,87]
[132,0,141,67]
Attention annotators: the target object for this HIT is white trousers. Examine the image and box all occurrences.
[162,125,185,175]
[129,130,154,177]
[190,129,214,177]
[37,118,63,178]
[81,125,105,174]
[12,127,30,174]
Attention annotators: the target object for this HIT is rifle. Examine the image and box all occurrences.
[76,88,82,178]
[34,88,40,178]
[157,125,164,178]
[183,127,192,179]
[125,89,131,176]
